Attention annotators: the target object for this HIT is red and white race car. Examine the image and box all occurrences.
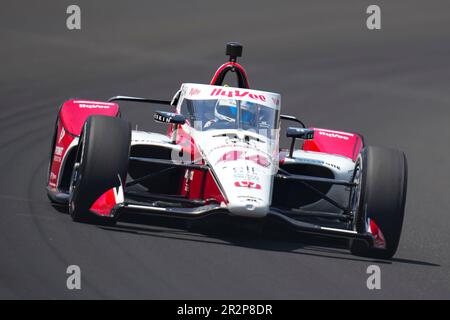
[46,43,407,259]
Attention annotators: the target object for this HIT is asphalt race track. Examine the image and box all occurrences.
[1,1,449,299]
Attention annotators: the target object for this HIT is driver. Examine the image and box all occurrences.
[204,99,237,129]
[240,101,258,128]
[203,99,258,130]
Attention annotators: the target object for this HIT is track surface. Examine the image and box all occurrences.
[1,1,449,299]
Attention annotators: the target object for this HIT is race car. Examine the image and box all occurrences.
[46,42,407,259]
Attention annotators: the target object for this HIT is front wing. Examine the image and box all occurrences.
[109,200,374,246]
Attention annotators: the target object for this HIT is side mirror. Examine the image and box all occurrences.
[286,127,314,158]
[154,111,185,125]
[286,127,314,139]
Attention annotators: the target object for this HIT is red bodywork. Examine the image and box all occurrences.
[59,100,119,136]
[48,100,120,193]
[175,126,226,204]
[303,128,363,161]
[90,187,122,216]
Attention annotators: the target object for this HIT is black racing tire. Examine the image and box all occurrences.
[69,115,130,225]
[350,146,408,259]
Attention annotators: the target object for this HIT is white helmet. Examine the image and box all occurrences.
[214,99,237,122]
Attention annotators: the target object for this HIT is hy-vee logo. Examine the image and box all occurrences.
[210,88,266,102]
[189,88,201,96]
[78,104,111,109]
[318,131,350,140]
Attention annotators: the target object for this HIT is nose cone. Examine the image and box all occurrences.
[215,157,274,218]
[194,130,278,218]
[212,152,276,218]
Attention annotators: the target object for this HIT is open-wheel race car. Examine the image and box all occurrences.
[46,42,407,259]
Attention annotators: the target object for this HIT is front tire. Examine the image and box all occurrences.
[350,146,408,259]
[69,115,130,224]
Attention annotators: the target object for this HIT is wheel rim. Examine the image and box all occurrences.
[69,124,87,213]
[349,158,363,231]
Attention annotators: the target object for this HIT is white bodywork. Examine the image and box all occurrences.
[177,83,282,217]
[194,130,277,217]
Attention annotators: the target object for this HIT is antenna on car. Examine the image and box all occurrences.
[226,42,243,63]
[211,42,249,88]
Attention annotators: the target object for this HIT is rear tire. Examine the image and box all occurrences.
[69,115,130,224]
[350,146,408,259]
